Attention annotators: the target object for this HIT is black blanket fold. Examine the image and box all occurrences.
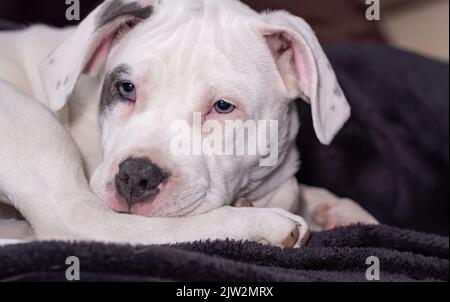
[0,225,447,282]
[297,44,449,236]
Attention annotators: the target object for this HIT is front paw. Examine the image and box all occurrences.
[313,199,379,230]
[232,207,310,248]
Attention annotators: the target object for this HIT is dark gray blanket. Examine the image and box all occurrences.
[0,225,447,282]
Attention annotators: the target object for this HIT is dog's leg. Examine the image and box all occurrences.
[0,82,309,247]
[250,178,301,213]
[249,178,378,231]
[299,185,378,231]
[0,219,34,241]
[0,199,33,241]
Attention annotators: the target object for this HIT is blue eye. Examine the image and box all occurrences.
[117,82,136,102]
[213,100,236,114]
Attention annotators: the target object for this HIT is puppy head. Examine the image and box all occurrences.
[40,0,350,217]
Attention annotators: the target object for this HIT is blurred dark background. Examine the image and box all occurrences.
[2,0,448,60]
[0,0,385,46]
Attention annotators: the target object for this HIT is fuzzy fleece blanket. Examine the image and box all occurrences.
[297,44,449,236]
[0,19,448,281]
[0,224,447,282]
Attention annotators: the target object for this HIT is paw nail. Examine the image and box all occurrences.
[281,226,300,248]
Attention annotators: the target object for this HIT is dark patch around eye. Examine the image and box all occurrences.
[100,64,132,114]
[97,0,154,29]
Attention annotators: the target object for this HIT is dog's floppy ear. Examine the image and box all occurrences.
[40,0,155,112]
[259,11,350,145]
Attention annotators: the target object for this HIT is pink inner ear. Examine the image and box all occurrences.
[291,41,311,99]
[266,31,312,99]
[83,36,114,76]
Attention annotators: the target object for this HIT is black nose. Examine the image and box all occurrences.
[115,157,166,205]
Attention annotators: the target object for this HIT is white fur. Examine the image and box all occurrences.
[0,0,375,246]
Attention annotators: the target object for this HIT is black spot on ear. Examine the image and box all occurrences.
[97,0,154,29]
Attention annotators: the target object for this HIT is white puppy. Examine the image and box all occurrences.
[0,0,377,247]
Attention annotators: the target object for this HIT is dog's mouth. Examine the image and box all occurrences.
[107,184,166,216]
[103,175,210,218]
[107,194,205,217]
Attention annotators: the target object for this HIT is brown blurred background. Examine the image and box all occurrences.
[0,0,448,61]
[382,0,448,61]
